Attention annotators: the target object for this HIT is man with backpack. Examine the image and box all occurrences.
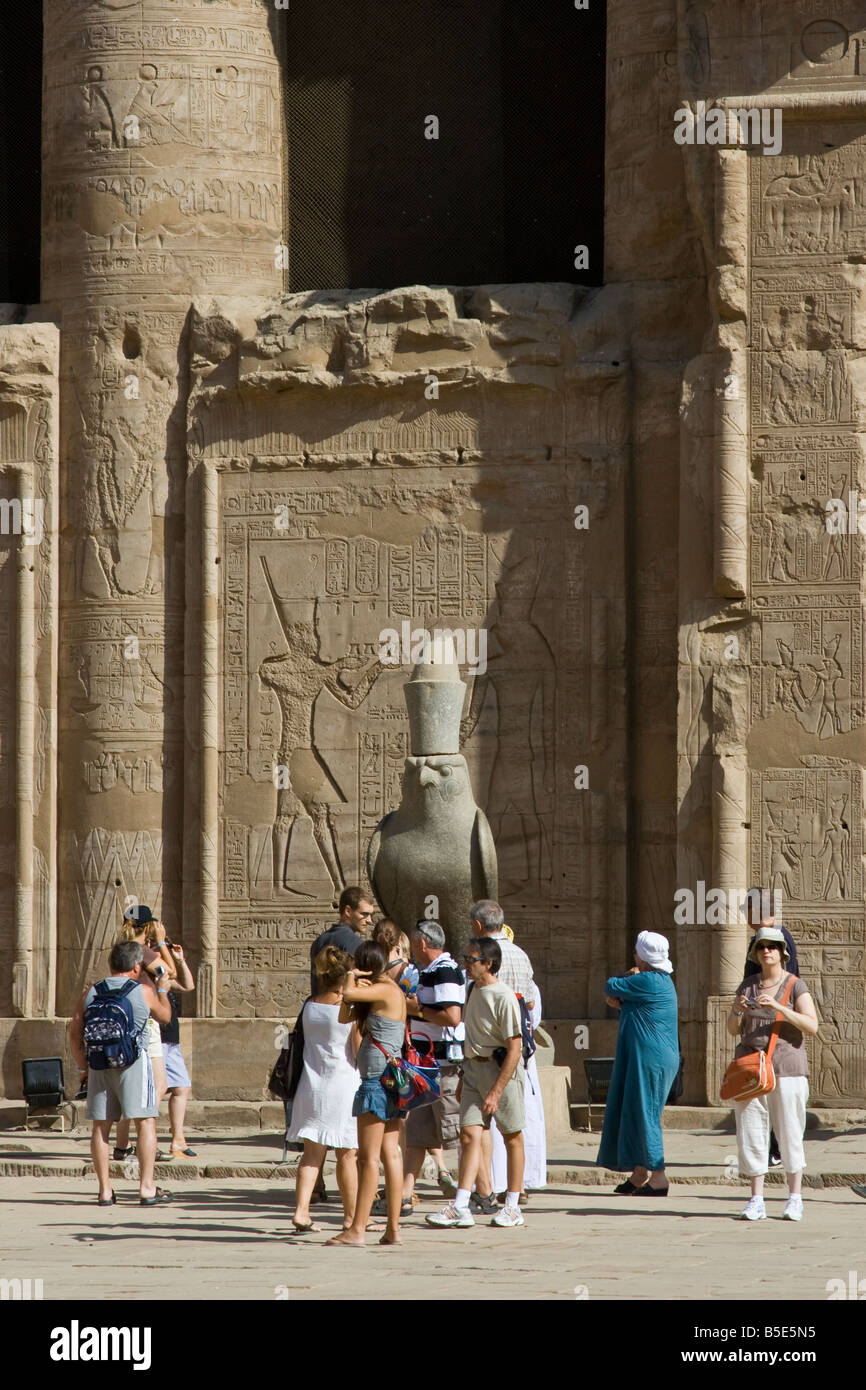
[426,935,526,1230]
[70,940,173,1206]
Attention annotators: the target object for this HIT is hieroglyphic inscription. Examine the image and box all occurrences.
[752,593,863,735]
[214,459,585,1016]
[750,767,862,907]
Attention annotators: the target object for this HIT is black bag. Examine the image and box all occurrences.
[267,1004,307,1102]
[667,1045,685,1105]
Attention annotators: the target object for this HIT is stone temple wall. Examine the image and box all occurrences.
[0,0,865,1106]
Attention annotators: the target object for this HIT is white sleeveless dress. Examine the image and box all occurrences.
[286,1002,359,1149]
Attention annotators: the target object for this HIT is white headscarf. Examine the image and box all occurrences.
[636,930,673,974]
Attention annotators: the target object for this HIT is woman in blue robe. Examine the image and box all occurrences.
[596,931,679,1195]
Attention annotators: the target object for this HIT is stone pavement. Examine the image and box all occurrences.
[1,1176,864,1302]
[3,1121,866,1186]
[1,1124,866,1300]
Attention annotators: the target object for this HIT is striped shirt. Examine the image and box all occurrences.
[411,951,466,1061]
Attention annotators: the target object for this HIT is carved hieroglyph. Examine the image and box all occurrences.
[42,2,283,1010]
[679,80,866,1097]
[0,326,60,1017]
[188,287,629,1017]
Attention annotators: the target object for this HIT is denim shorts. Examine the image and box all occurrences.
[352,1077,401,1123]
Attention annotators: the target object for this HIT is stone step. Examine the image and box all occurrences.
[0,1152,863,1188]
[570,1103,866,1132]
[0,1098,287,1131]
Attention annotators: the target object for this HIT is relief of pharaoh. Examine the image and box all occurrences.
[258,558,381,896]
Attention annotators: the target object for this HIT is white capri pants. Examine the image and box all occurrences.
[734,1075,809,1177]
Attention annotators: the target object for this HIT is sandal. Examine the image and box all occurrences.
[371,1195,413,1218]
[292,1219,321,1232]
[96,1191,116,1206]
[112,1147,133,1161]
[169,1144,197,1158]
[139,1188,173,1206]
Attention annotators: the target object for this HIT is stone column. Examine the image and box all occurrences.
[42,1,283,1011]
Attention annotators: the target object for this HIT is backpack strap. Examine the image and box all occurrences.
[115,979,139,1000]
[764,975,796,1064]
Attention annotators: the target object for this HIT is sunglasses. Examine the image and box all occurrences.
[757,943,780,951]
[462,954,482,964]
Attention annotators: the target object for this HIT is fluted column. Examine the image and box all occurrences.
[42,0,283,1010]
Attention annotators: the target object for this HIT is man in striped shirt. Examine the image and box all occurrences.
[402,920,466,1205]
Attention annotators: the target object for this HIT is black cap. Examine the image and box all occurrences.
[123,904,154,925]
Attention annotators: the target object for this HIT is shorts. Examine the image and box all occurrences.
[459,1057,525,1134]
[146,1018,163,1060]
[86,1051,158,1122]
[162,1042,191,1089]
[352,1077,401,1123]
[405,1063,461,1149]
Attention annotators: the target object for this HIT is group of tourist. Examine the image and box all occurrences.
[289,890,543,1245]
[71,883,835,1229]
[69,905,196,1206]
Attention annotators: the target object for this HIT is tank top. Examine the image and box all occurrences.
[357,1013,406,1080]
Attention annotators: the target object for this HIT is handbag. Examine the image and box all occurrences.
[720,976,795,1102]
[267,1003,307,1102]
[372,1025,441,1112]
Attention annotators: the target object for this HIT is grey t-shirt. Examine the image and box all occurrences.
[85,976,151,1047]
[735,974,810,1078]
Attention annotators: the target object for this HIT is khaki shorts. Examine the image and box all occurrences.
[146,1017,163,1060]
[405,1063,461,1150]
[459,1057,525,1135]
[86,1051,158,1122]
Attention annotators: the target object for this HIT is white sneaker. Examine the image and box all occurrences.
[739,1196,766,1221]
[425,1203,474,1228]
[492,1204,525,1228]
[783,1194,803,1222]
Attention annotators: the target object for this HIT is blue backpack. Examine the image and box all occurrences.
[83,980,143,1070]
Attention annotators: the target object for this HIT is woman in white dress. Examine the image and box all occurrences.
[289,946,360,1232]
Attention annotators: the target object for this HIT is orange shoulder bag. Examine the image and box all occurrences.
[720,975,795,1103]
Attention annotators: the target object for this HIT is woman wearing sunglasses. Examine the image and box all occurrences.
[727,926,818,1222]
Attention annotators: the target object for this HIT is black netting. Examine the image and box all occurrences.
[282,0,604,291]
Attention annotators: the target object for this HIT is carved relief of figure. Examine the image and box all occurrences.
[806,633,843,738]
[772,640,806,713]
[461,553,555,893]
[258,558,381,896]
[823,523,845,582]
[210,64,254,149]
[127,63,186,145]
[762,157,856,251]
[820,797,849,900]
[763,511,795,583]
[82,65,117,149]
[765,801,804,901]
